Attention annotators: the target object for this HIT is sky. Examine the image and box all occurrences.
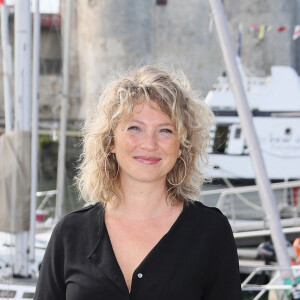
[5,0,60,14]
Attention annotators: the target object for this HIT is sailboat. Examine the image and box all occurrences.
[208,0,300,299]
[205,65,300,180]
[0,0,62,298]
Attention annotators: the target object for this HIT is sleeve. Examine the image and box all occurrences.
[34,221,66,300]
[203,215,243,300]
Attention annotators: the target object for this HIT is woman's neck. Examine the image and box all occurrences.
[107,176,177,221]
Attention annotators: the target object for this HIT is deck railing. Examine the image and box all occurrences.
[200,180,300,225]
[242,265,300,300]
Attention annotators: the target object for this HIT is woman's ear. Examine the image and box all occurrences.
[178,148,182,158]
[110,145,115,153]
[109,133,115,153]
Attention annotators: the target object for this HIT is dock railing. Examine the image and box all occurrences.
[36,190,57,212]
[200,180,300,230]
[241,265,300,300]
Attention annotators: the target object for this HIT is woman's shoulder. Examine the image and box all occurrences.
[54,202,104,236]
[66,202,103,216]
[62,201,103,220]
[186,200,223,216]
[40,203,104,274]
[184,201,235,243]
[185,200,230,227]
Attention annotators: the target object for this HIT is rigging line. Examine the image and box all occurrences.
[261,147,300,159]
[222,177,263,211]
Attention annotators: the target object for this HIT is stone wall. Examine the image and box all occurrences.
[224,0,298,75]
[72,0,300,119]
[0,0,299,122]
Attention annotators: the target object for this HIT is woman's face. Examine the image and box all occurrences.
[111,102,182,185]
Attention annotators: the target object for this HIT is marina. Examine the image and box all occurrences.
[0,0,300,299]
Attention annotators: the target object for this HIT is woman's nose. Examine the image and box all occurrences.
[141,133,159,151]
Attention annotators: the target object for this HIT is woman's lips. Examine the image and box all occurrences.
[133,156,161,165]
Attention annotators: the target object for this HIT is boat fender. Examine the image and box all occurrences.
[293,238,300,265]
[257,242,276,264]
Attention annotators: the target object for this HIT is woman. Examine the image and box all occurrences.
[34,65,242,300]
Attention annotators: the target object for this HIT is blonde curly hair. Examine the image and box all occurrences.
[76,65,214,206]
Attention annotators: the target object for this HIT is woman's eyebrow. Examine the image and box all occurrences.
[131,119,174,127]
[131,119,144,125]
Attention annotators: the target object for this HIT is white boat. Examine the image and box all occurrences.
[205,66,300,180]
[0,203,53,300]
[0,282,36,300]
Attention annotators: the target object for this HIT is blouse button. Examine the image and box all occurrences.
[137,273,143,278]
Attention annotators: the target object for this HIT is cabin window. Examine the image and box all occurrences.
[213,125,229,154]
[23,292,35,298]
[0,289,16,297]
[234,128,241,139]
[285,128,291,135]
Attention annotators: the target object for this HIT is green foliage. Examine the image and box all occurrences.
[39,135,56,149]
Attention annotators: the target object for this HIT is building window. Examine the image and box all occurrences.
[156,0,167,5]
[40,58,62,75]
[41,14,61,29]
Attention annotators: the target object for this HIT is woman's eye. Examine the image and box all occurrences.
[127,125,140,131]
[160,128,173,134]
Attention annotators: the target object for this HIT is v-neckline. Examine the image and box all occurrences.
[103,203,186,293]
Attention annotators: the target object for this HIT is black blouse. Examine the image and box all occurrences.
[34,201,242,300]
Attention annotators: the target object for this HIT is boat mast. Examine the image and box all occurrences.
[0,0,13,132]
[29,0,41,263]
[56,0,73,220]
[14,0,32,277]
[14,0,31,132]
[208,0,294,282]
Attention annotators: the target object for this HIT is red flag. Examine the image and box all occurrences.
[293,25,300,40]
[277,26,287,32]
[248,24,259,33]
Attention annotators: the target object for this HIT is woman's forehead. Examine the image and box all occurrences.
[116,102,174,129]
[130,102,172,121]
